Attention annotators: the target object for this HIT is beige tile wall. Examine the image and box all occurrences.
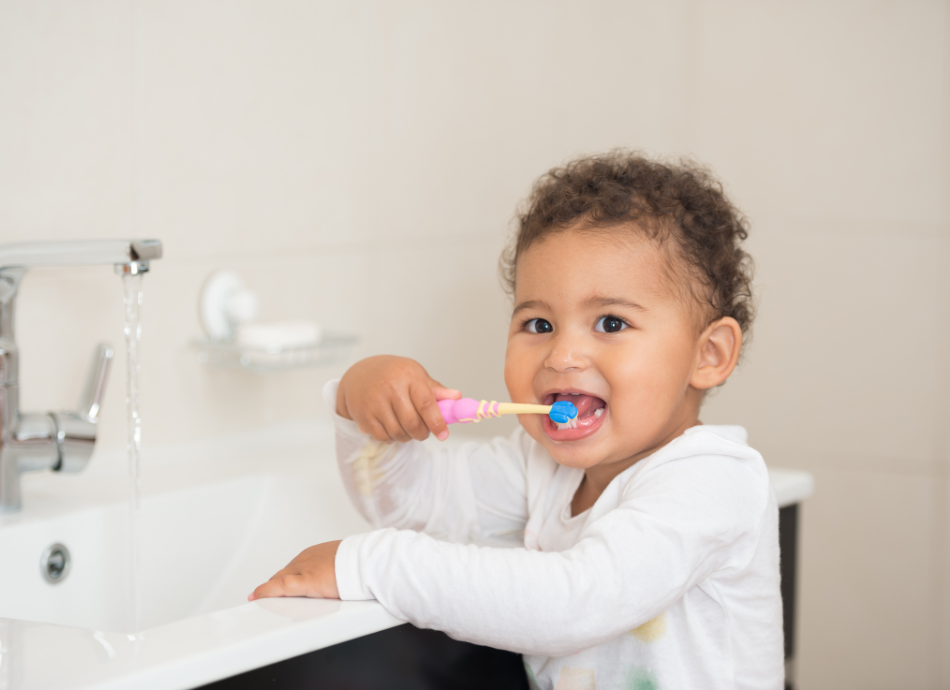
[0,1,946,687]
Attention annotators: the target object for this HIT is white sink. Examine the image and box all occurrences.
[0,421,402,690]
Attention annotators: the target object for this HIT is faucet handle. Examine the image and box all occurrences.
[52,342,114,472]
[77,342,113,422]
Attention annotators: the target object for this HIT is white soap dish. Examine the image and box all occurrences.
[193,332,358,373]
[236,320,322,350]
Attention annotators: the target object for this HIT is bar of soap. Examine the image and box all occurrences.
[236,320,322,350]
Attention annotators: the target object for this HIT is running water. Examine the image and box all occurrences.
[122,273,144,636]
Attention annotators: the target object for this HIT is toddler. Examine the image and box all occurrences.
[251,152,783,689]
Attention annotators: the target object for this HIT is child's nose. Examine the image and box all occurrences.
[543,330,590,373]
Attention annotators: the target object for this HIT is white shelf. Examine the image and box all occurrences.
[193,333,358,373]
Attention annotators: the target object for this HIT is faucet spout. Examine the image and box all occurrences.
[0,239,162,272]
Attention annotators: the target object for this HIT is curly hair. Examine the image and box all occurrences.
[500,150,755,337]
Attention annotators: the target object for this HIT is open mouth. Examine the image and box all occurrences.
[542,391,607,441]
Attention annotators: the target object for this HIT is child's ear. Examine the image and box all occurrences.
[690,317,742,390]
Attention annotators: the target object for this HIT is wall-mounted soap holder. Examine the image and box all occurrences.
[192,333,358,373]
[193,270,357,373]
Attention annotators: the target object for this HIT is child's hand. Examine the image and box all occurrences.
[335,355,461,443]
[248,540,342,601]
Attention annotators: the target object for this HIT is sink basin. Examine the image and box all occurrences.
[2,474,343,632]
[0,421,402,690]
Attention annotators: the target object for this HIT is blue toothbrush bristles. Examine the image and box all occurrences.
[549,400,578,425]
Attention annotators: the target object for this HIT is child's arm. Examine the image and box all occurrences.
[250,355,534,600]
[254,449,773,658]
[340,453,772,656]
[331,355,532,544]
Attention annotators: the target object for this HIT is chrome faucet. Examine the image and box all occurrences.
[0,240,162,512]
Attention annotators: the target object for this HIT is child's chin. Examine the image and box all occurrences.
[546,450,599,470]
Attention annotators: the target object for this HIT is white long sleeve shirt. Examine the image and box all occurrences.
[326,381,784,690]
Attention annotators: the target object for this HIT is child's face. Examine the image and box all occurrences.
[504,226,708,472]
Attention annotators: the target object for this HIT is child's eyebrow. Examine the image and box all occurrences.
[511,299,550,317]
[584,296,647,312]
[512,297,647,318]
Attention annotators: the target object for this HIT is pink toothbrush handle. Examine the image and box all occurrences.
[437,398,500,424]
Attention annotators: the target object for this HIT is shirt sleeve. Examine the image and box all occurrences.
[334,449,772,658]
[324,379,532,546]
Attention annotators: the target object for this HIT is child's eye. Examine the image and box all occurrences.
[594,315,628,333]
[524,318,553,334]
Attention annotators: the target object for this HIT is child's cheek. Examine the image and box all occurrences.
[503,342,534,401]
[601,350,662,431]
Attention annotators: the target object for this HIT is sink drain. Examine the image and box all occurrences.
[40,543,71,584]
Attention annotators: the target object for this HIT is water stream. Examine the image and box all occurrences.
[122,273,144,635]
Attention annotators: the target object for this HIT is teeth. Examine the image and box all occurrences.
[555,417,578,431]
[594,408,603,417]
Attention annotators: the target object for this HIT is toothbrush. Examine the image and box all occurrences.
[437,398,578,425]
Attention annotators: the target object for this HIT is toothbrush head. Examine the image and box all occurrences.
[548,400,578,424]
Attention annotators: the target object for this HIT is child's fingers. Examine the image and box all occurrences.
[355,414,399,444]
[249,572,305,600]
[431,384,462,401]
[430,382,461,439]
[410,382,452,441]
[249,542,340,602]
[375,407,415,444]
[392,392,432,442]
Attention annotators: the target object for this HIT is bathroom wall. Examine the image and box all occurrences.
[0,1,947,688]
